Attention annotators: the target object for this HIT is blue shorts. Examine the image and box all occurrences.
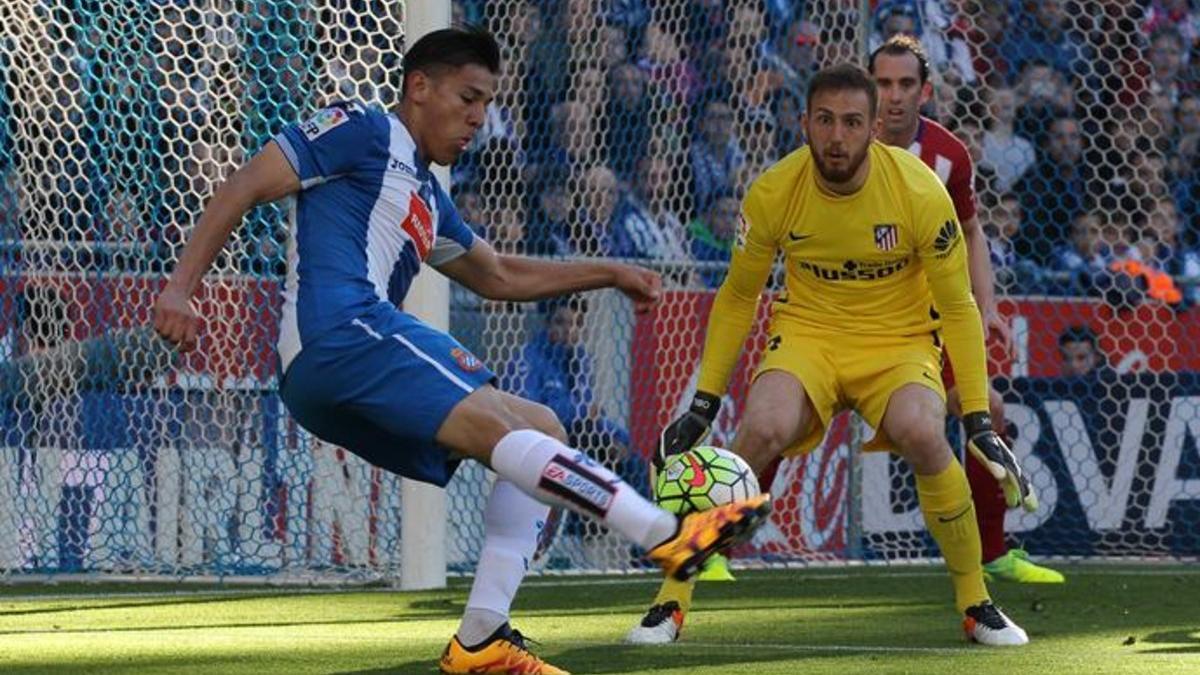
[279,305,495,487]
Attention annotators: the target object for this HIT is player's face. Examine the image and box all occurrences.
[803,88,875,187]
[1061,342,1098,377]
[872,52,931,143]
[412,64,497,165]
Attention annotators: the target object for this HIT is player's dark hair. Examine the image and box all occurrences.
[807,63,879,118]
[868,34,931,84]
[401,26,500,95]
[1058,325,1098,349]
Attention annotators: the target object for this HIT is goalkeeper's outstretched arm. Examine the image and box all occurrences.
[154,142,299,352]
[696,192,779,398]
[657,188,778,464]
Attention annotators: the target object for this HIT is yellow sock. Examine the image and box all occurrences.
[916,460,990,614]
[653,576,697,614]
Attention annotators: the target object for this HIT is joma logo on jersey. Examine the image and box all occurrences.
[388,158,417,176]
[401,192,434,259]
[874,224,898,251]
[797,258,908,281]
[933,220,960,258]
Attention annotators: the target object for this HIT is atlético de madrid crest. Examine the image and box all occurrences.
[874,224,898,251]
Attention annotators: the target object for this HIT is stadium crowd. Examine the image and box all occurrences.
[0,0,1198,305]
[446,0,1200,303]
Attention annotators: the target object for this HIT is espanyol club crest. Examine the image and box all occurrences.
[874,224,898,252]
[451,347,483,372]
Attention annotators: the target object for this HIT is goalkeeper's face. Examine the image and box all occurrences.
[803,88,875,186]
[408,64,497,165]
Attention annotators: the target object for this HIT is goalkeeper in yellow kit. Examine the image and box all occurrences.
[625,64,1036,647]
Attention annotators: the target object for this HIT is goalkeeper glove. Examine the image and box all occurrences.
[656,391,721,469]
[964,412,1038,513]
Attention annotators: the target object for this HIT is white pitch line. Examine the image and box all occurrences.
[681,640,968,655]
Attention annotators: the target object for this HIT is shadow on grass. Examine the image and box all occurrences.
[340,641,906,675]
[1137,628,1200,654]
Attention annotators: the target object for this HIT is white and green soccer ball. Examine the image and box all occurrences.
[655,446,759,515]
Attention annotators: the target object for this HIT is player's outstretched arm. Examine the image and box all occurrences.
[922,214,1037,513]
[437,238,661,311]
[154,142,300,351]
[961,214,1012,352]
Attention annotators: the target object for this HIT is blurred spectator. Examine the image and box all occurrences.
[1146,24,1192,105]
[574,65,608,113]
[528,100,592,181]
[725,6,778,110]
[689,190,739,288]
[962,0,1012,84]
[761,20,820,98]
[1012,60,1073,145]
[984,192,1041,291]
[1058,325,1107,377]
[606,63,652,183]
[598,24,629,70]
[985,193,1022,271]
[999,0,1090,83]
[1140,198,1200,300]
[486,192,528,256]
[453,182,487,229]
[1128,152,1171,207]
[1143,0,1200,49]
[524,4,571,163]
[1147,91,1181,161]
[981,86,1036,192]
[740,107,780,174]
[869,0,976,83]
[610,156,688,261]
[1174,93,1200,168]
[574,165,621,256]
[1012,115,1092,264]
[687,0,728,59]
[607,0,651,45]
[690,100,745,212]
[524,167,573,256]
[953,119,998,202]
[770,88,806,156]
[1049,212,1110,294]
[638,22,697,108]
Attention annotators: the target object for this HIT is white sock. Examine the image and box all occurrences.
[490,429,677,550]
[457,478,548,648]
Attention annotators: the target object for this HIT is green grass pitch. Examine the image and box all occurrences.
[0,565,1196,674]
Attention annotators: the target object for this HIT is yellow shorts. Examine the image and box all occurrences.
[754,324,945,456]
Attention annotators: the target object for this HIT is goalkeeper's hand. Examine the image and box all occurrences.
[964,412,1038,513]
[656,391,721,469]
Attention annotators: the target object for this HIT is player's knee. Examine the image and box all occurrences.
[890,417,951,473]
[734,423,793,474]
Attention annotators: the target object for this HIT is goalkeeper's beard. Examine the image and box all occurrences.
[811,143,870,185]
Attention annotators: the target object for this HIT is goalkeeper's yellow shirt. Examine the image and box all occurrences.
[697,141,990,415]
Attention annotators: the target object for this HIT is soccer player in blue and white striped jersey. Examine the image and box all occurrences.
[153,27,770,674]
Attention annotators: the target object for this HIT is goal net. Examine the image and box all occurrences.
[1,0,1197,582]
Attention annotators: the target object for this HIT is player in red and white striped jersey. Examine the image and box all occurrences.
[870,35,1064,585]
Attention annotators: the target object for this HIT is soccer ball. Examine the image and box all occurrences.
[655,446,760,515]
